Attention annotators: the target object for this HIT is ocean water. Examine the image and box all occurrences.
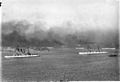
[2,48,119,81]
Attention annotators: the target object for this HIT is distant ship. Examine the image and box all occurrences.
[4,47,39,58]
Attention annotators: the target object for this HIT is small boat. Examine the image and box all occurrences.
[4,54,39,58]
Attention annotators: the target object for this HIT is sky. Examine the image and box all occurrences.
[2,0,119,31]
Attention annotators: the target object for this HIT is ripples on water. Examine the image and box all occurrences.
[2,48,119,81]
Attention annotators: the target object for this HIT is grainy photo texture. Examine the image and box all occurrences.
[1,0,119,81]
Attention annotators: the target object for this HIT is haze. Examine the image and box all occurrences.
[2,0,118,31]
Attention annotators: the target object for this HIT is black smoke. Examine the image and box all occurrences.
[1,20,119,48]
